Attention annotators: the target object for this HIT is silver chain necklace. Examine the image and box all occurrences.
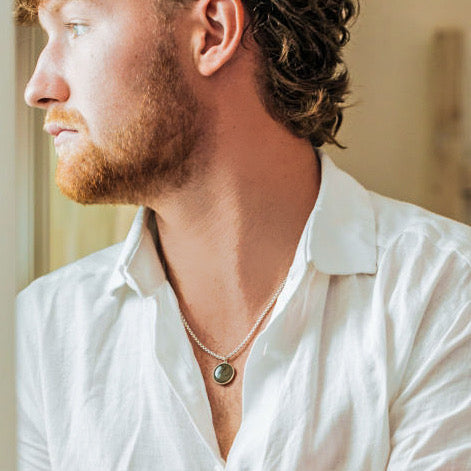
[179,278,286,386]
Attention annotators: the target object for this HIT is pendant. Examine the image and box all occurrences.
[213,361,235,385]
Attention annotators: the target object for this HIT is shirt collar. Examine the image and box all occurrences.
[106,206,167,297]
[106,150,377,297]
[306,149,377,275]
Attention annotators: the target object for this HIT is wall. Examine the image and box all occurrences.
[0,0,17,468]
[328,0,471,218]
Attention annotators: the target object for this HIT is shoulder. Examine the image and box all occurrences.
[364,194,471,409]
[370,191,471,268]
[368,192,471,314]
[17,242,124,315]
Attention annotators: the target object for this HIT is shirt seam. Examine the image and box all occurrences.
[376,226,471,270]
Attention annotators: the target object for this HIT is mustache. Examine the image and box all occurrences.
[45,108,88,131]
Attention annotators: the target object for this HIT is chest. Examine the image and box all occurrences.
[192,347,249,461]
[44,289,392,470]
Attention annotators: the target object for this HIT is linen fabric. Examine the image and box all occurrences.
[16,151,471,470]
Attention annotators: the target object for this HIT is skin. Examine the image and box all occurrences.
[25,0,321,461]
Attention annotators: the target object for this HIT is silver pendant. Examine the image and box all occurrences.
[213,362,235,385]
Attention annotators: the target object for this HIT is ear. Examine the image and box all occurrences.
[191,0,245,77]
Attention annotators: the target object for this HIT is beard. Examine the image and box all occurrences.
[45,32,208,206]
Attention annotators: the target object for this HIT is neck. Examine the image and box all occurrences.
[147,111,321,346]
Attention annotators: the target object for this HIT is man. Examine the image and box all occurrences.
[15,0,470,469]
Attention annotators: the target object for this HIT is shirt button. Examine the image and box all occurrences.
[214,465,224,471]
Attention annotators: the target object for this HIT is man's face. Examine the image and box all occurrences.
[25,0,208,205]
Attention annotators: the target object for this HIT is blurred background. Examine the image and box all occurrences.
[2,1,471,468]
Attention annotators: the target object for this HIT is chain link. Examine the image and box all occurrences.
[179,278,287,362]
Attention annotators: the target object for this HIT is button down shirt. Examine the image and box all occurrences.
[16,151,471,470]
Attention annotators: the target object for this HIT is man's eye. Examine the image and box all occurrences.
[64,23,89,38]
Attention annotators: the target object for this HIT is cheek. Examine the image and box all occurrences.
[69,49,151,139]
[64,15,161,136]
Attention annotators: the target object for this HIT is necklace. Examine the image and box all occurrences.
[179,279,286,386]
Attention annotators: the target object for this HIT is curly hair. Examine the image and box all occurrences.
[14,0,37,24]
[244,0,358,148]
[15,0,358,148]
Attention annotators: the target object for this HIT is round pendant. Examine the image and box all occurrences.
[213,362,235,385]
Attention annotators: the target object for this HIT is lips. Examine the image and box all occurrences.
[44,123,79,146]
[43,123,78,137]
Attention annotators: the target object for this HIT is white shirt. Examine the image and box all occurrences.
[16,151,471,471]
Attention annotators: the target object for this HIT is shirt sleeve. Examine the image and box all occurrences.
[16,290,52,471]
[386,299,471,470]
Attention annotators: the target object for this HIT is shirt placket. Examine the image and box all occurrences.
[226,268,330,470]
[145,291,225,468]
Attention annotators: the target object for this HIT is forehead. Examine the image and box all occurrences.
[39,0,101,13]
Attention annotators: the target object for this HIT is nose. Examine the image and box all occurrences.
[24,47,70,109]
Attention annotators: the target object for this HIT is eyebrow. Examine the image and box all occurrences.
[41,0,100,13]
